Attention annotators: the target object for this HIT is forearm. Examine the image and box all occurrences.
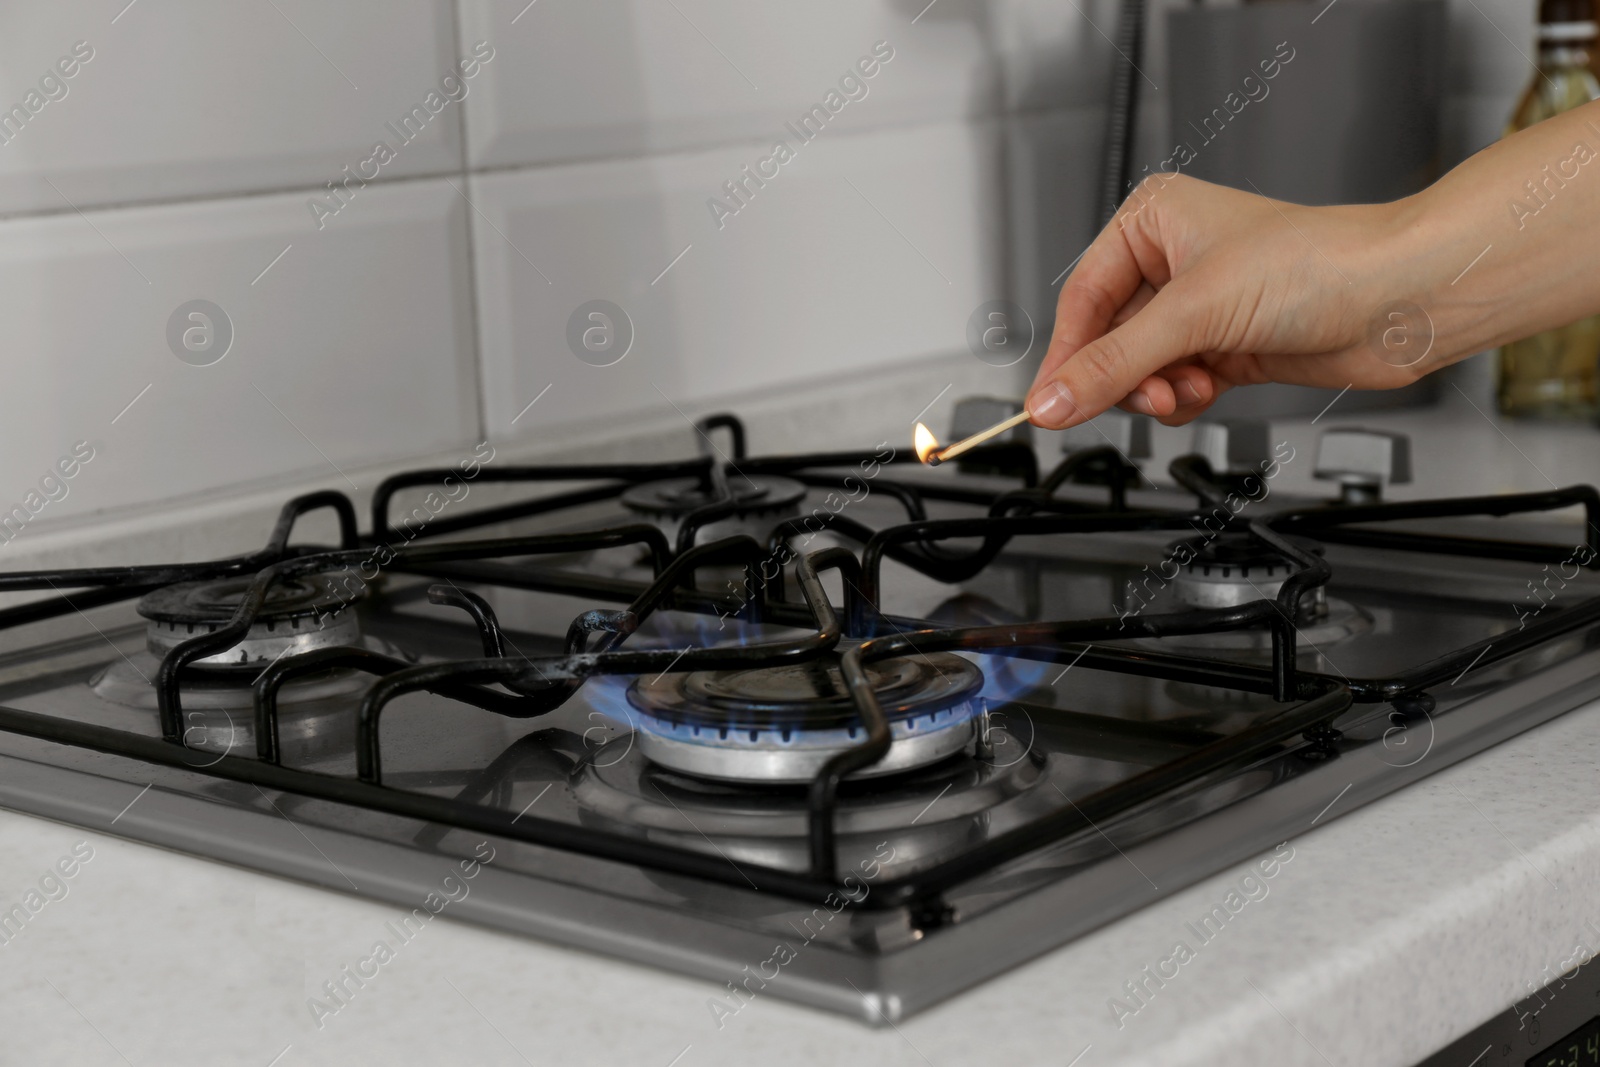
[1026,103,1600,428]
[1389,99,1600,365]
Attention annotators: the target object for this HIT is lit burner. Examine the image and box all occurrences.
[624,652,984,784]
[620,474,807,547]
[137,573,365,668]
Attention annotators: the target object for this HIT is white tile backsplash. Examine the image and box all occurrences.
[469,120,1005,439]
[0,0,462,216]
[0,178,477,533]
[0,0,1546,546]
[457,0,1000,168]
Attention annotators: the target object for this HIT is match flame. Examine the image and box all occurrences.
[914,422,940,464]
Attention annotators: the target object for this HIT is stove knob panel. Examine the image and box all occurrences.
[1190,418,1272,476]
[1314,428,1411,504]
[1058,409,1151,459]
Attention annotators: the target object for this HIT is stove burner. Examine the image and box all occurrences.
[625,652,984,784]
[138,573,365,667]
[620,474,807,546]
[1152,533,1372,652]
[1170,533,1323,609]
[574,738,1047,877]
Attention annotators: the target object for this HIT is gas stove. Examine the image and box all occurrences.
[2,404,1598,1025]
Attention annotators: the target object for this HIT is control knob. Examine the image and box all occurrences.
[951,397,1032,445]
[949,396,1034,480]
[1058,409,1152,460]
[1314,428,1411,504]
[1190,418,1272,476]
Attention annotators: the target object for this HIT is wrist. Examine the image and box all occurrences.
[1357,184,1494,375]
[1380,105,1600,367]
[1326,195,1435,377]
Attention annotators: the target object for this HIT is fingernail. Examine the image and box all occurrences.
[1178,380,1202,405]
[1027,380,1078,428]
[1130,392,1157,416]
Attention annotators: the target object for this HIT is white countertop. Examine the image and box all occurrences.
[1,690,1597,1067]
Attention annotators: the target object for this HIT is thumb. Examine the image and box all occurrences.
[1026,284,1202,429]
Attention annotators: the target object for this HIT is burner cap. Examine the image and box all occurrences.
[621,474,808,549]
[620,474,807,518]
[625,652,984,784]
[138,573,365,668]
[1167,533,1323,609]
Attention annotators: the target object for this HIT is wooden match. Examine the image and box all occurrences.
[928,410,1032,466]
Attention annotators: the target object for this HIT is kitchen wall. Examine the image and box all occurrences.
[0,0,1536,558]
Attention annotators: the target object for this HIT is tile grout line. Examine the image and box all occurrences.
[447,0,491,450]
[0,93,1500,231]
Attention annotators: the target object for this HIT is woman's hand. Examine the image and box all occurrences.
[1025,98,1600,430]
[1026,173,1418,429]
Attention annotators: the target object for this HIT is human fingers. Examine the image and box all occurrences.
[1028,283,1205,429]
[1114,363,1215,419]
[1033,229,1154,389]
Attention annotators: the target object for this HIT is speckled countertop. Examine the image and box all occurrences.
[4,356,1600,1066]
[0,692,1595,1067]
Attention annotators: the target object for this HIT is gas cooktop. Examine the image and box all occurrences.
[1,404,1598,1024]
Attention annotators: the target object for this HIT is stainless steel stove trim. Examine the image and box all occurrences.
[2,633,1597,1025]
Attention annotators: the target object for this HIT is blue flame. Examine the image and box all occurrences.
[966,648,1054,709]
[570,574,1061,759]
[574,604,809,737]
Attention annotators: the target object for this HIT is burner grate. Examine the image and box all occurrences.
[2,413,1598,923]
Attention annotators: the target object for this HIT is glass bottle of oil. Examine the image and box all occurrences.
[1496,0,1600,418]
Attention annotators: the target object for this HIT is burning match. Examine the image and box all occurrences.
[915,410,1032,466]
